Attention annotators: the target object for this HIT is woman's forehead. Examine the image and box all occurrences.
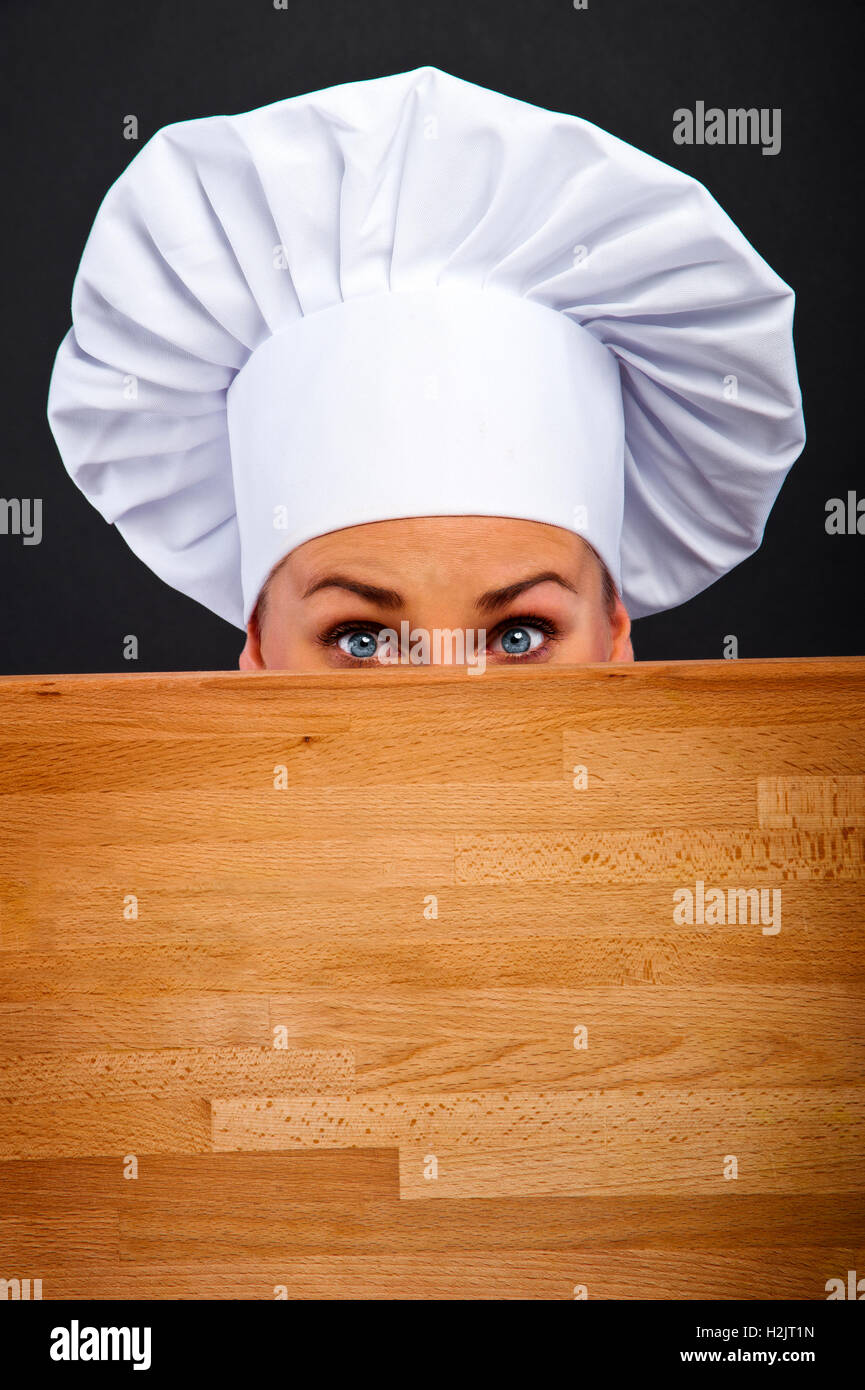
[277,518,595,593]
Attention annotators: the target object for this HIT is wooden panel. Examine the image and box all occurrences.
[757,775,865,828]
[211,1087,865,1197]
[0,659,863,1299]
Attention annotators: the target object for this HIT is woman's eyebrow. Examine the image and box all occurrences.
[302,573,404,607]
[475,570,579,613]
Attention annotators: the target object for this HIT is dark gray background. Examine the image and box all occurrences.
[0,0,861,673]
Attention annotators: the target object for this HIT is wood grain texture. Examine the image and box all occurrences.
[0,658,863,1300]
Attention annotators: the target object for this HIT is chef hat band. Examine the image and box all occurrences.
[47,66,805,629]
[229,284,624,624]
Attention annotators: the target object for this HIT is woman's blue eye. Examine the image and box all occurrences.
[337,630,380,659]
[494,625,545,656]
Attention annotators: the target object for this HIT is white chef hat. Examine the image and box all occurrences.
[47,66,805,629]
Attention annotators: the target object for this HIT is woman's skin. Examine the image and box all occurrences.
[239,515,633,671]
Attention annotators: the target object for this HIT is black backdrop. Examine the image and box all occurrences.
[0,0,861,674]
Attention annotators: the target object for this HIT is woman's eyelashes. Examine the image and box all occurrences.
[487,614,559,660]
[317,615,562,665]
[316,620,390,665]
[336,627,388,661]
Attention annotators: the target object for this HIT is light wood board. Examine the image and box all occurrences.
[0,658,863,1299]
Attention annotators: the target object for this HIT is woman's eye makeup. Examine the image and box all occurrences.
[315,622,389,664]
[488,614,558,659]
[316,621,389,664]
[317,614,562,665]
[337,628,382,660]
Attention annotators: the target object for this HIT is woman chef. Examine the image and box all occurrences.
[47,67,804,670]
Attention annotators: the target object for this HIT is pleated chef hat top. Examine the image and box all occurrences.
[47,66,805,630]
